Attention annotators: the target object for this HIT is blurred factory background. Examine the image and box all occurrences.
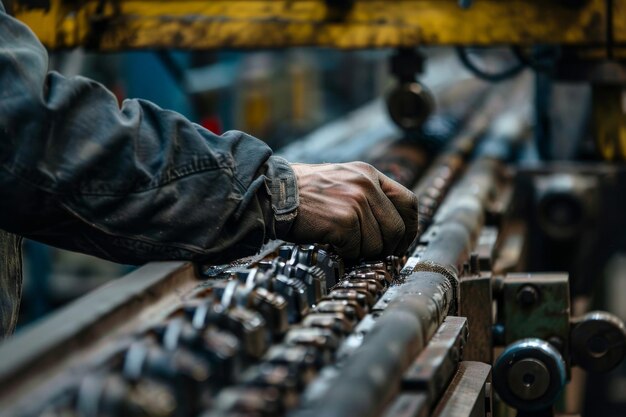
[18,45,593,328]
[2,2,626,417]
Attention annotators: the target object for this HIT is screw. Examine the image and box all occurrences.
[517,285,539,307]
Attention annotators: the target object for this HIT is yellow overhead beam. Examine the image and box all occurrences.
[12,0,615,51]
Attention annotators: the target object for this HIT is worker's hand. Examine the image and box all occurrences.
[284,162,418,259]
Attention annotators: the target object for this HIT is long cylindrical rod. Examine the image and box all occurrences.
[289,80,530,417]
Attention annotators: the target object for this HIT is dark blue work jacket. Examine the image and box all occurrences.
[0,1,298,337]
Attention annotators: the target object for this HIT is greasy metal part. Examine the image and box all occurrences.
[493,338,567,412]
[8,74,610,417]
[401,317,469,409]
[263,345,324,375]
[208,386,283,416]
[157,318,243,385]
[315,300,364,322]
[288,93,523,417]
[335,279,382,298]
[12,0,612,50]
[290,300,429,417]
[380,393,429,417]
[122,340,211,415]
[293,86,525,417]
[411,144,473,239]
[193,301,269,360]
[430,362,492,417]
[348,269,393,287]
[76,373,178,417]
[1,241,400,416]
[300,313,354,337]
[401,155,506,323]
[499,273,571,372]
[570,311,626,372]
[507,358,551,400]
[474,227,498,272]
[239,363,302,409]
[0,261,195,411]
[282,73,488,166]
[273,274,310,323]
[252,288,290,339]
[459,274,493,363]
[410,81,520,241]
[387,81,435,131]
[283,327,340,358]
[212,279,289,341]
[290,245,343,289]
[325,288,372,310]
[386,49,434,132]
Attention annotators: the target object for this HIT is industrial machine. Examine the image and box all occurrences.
[1,1,626,416]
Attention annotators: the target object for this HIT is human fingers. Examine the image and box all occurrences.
[377,172,419,255]
[359,199,385,258]
[364,186,405,255]
[326,205,363,259]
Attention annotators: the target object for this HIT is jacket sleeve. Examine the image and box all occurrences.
[0,5,299,264]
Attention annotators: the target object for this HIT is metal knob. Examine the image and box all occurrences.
[571,311,626,373]
[493,338,566,412]
[386,81,434,131]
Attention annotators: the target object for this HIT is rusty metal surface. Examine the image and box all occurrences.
[475,227,499,272]
[431,361,491,417]
[381,393,429,417]
[290,269,454,417]
[459,275,493,363]
[293,81,529,417]
[0,241,424,417]
[0,242,286,414]
[500,273,571,373]
[402,317,469,406]
[0,261,194,404]
[12,0,613,50]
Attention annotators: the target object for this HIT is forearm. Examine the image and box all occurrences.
[0,6,298,264]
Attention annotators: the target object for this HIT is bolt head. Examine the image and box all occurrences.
[517,285,539,307]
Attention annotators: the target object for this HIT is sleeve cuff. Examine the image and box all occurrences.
[264,156,299,216]
[264,156,299,237]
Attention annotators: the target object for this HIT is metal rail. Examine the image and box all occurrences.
[287,80,529,417]
[11,0,615,50]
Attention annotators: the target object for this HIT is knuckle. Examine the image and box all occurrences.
[352,161,370,169]
[353,161,376,174]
